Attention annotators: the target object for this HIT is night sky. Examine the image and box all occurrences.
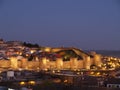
[0,0,120,50]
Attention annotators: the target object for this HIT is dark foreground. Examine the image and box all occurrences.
[0,81,120,90]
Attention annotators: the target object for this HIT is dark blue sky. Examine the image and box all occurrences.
[0,0,120,50]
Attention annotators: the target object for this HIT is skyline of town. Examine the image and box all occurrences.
[0,38,119,70]
[0,36,120,90]
[1,38,120,51]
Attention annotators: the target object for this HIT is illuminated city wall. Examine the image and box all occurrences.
[78,60,84,69]
[70,58,78,69]
[10,57,18,69]
[94,54,102,67]
[84,56,91,69]
[40,57,50,70]
[0,59,90,70]
[27,61,39,69]
[63,61,70,69]
[0,60,10,68]
[49,61,56,69]
[21,58,28,69]
[56,58,63,69]
[0,56,102,70]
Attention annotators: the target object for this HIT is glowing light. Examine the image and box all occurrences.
[44,47,51,52]
[90,72,94,75]
[30,50,34,54]
[20,81,25,85]
[52,70,55,73]
[96,72,100,75]
[57,70,60,72]
[77,72,80,75]
[44,68,48,71]
[10,57,18,69]
[64,80,68,83]
[28,81,36,85]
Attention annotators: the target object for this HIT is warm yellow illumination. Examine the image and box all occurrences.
[56,58,63,69]
[21,58,28,69]
[52,70,55,73]
[84,56,91,69]
[70,58,78,69]
[57,70,60,72]
[53,79,61,83]
[42,58,47,64]
[19,52,22,55]
[44,68,48,71]
[77,72,80,75]
[64,80,68,83]
[96,72,100,75]
[90,72,94,75]
[26,54,29,57]
[18,68,22,71]
[30,50,34,54]
[20,81,25,85]
[10,57,18,69]
[44,47,51,52]
[28,81,36,85]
